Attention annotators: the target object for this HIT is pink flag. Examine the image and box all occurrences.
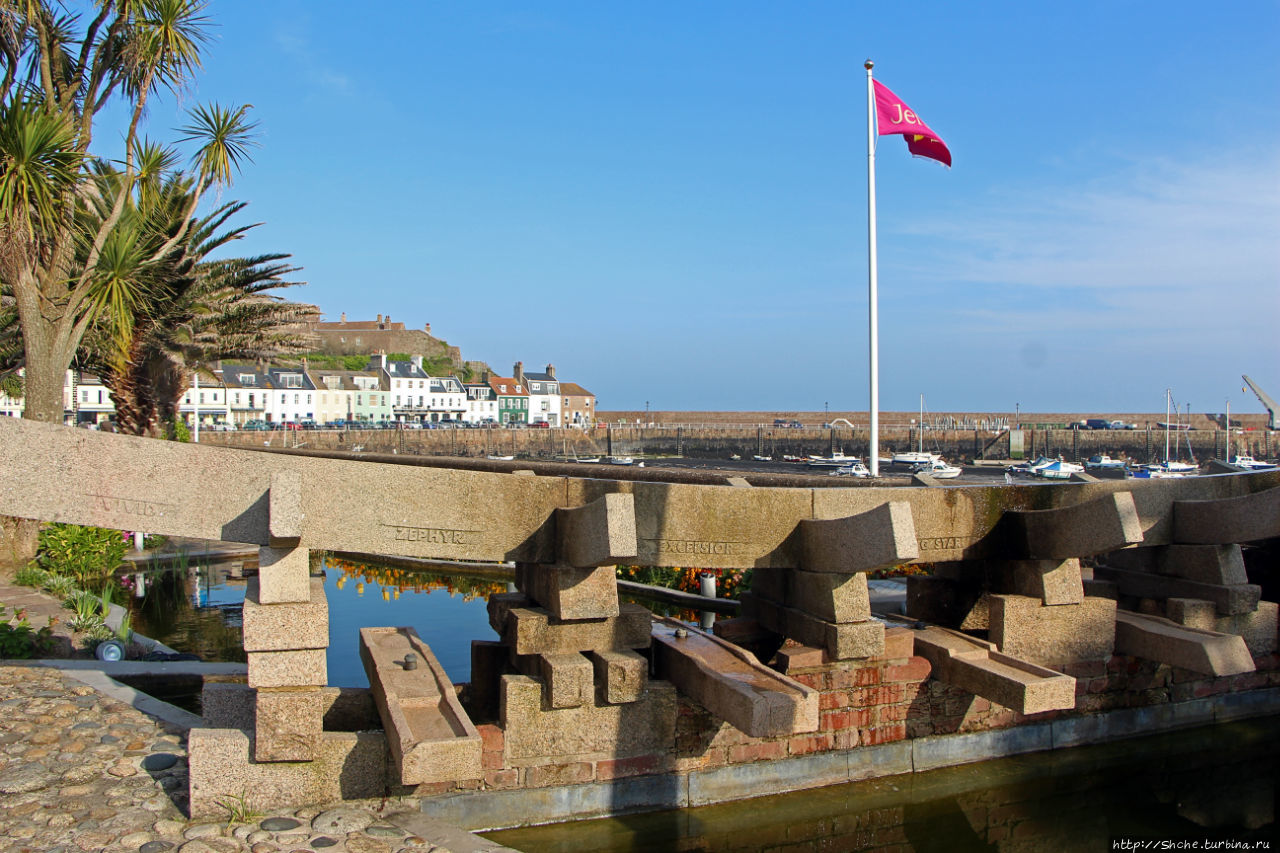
[873,79,951,167]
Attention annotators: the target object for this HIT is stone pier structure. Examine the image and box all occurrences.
[1,416,1278,829]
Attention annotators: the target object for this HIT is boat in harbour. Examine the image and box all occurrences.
[806,452,857,468]
[830,460,872,478]
[893,393,942,467]
[1031,458,1084,480]
[1228,455,1274,470]
[912,459,962,479]
[607,456,635,466]
[1084,454,1126,470]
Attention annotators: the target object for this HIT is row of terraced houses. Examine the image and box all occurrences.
[0,357,597,429]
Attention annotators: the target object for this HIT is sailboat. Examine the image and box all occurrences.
[1139,390,1197,477]
[893,394,942,466]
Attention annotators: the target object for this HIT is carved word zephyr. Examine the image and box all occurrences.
[384,524,476,545]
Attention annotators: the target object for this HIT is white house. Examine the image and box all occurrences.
[177,373,231,427]
[262,367,318,424]
[221,367,270,426]
[463,383,498,424]
[516,362,561,427]
[426,376,467,423]
[379,354,433,424]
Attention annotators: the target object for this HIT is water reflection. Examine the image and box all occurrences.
[323,556,503,687]
[486,717,1279,851]
[109,554,712,688]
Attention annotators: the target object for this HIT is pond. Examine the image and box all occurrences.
[110,553,706,687]
[484,716,1280,851]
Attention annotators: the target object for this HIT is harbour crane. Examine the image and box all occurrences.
[1242,375,1278,430]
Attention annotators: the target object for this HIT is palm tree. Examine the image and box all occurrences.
[0,0,257,424]
[77,179,318,435]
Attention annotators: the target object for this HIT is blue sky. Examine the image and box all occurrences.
[124,1,1279,415]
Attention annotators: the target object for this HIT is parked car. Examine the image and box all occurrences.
[242,420,269,431]
[1110,420,1137,430]
[530,421,551,428]
[1083,419,1112,430]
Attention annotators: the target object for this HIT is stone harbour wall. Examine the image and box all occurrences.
[201,423,1277,465]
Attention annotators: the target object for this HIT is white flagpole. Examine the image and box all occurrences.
[865,59,880,477]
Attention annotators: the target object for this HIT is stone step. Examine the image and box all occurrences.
[1093,565,1261,615]
[910,625,1076,715]
[1113,610,1256,677]
[652,617,818,738]
[359,627,482,786]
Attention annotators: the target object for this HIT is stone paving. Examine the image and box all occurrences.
[0,664,518,853]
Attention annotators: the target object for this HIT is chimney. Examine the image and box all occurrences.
[411,355,423,371]
[424,322,431,334]
[340,312,346,323]
[514,361,524,385]
[377,314,383,326]
[385,315,391,327]
[545,364,556,379]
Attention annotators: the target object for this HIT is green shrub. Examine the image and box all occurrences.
[0,604,56,659]
[65,589,100,619]
[14,564,50,588]
[42,573,78,598]
[82,622,115,644]
[37,523,129,583]
[115,612,134,643]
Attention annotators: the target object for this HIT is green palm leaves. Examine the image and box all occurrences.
[0,98,80,248]
[1,1,279,424]
[179,102,258,188]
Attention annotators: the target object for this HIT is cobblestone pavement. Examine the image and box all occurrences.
[0,666,516,853]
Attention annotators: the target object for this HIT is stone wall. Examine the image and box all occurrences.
[200,424,1275,464]
[402,626,1280,830]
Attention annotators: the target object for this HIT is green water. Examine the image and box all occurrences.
[485,717,1279,851]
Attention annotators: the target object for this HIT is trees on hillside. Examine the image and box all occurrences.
[0,0,260,424]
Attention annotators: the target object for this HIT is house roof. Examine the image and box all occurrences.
[560,382,593,397]
[428,377,463,393]
[524,371,555,382]
[220,367,270,389]
[266,368,317,390]
[384,360,429,380]
[310,369,386,392]
[488,377,527,397]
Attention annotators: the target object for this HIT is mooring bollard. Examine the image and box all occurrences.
[699,570,717,630]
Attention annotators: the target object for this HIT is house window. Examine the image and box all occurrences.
[280,393,287,404]
[306,394,311,404]
[357,395,363,406]
[199,393,205,404]
[234,392,241,405]
[280,374,303,388]
[396,396,401,406]
[239,374,255,385]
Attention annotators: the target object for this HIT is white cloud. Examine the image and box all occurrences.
[274,31,354,98]
[896,152,1280,316]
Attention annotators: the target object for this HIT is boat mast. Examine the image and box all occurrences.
[1165,389,1172,464]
